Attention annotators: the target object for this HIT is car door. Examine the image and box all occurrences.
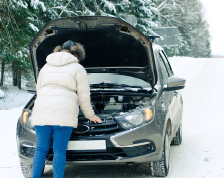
[155,50,174,130]
[159,50,181,136]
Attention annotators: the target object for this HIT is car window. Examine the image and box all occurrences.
[160,51,174,76]
[157,54,169,85]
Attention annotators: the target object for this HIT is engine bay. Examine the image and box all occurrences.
[78,95,152,118]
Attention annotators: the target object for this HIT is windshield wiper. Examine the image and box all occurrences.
[90,82,143,89]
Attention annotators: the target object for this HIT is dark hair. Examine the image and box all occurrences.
[53,40,86,61]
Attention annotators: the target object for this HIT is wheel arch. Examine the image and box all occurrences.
[166,118,172,142]
[156,112,172,161]
[163,110,172,142]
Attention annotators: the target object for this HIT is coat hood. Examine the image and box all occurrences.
[29,16,157,87]
[46,52,78,66]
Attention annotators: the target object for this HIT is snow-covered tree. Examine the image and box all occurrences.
[0,0,212,89]
[0,0,43,88]
[155,0,211,57]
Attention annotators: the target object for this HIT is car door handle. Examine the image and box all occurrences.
[174,91,178,96]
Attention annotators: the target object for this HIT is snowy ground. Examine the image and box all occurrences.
[0,57,224,178]
[0,86,33,110]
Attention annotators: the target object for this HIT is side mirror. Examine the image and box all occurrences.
[164,77,186,91]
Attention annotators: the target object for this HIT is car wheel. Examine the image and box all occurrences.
[171,120,182,145]
[149,129,170,177]
[20,162,45,178]
[20,162,32,178]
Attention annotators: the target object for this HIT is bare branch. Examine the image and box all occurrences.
[157,0,168,11]
[59,0,73,17]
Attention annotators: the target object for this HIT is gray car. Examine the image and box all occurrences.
[16,16,185,177]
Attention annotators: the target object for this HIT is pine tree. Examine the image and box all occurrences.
[0,0,44,88]
[156,0,211,57]
[0,0,212,89]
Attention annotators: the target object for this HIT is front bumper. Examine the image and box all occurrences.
[17,116,163,165]
[45,152,161,165]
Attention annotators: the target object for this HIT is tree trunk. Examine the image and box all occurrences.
[12,62,18,86]
[17,70,21,90]
[0,60,5,86]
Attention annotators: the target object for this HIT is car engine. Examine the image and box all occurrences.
[78,95,151,118]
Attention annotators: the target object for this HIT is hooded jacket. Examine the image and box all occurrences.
[31,52,95,127]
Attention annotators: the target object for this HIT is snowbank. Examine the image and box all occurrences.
[0,89,4,99]
[0,106,24,178]
[0,86,34,110]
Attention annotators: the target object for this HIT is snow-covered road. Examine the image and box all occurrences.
[0,57,224,178]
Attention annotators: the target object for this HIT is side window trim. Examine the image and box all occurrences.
[157,51,169,85]
[161,50,174,75]
[159,52,171,77]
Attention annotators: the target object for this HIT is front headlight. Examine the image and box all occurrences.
[115,106,154,129]
[22,109,35,131]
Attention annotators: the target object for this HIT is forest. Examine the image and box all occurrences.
[0,0,211,89]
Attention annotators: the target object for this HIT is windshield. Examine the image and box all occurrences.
[87,73,151,88]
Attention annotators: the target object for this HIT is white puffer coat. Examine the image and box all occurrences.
[31,52,95,128]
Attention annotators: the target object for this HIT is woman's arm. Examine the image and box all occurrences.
[75,65,102,123]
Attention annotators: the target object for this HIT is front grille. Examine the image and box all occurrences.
[72,116,122,136]
[46,147,127,161]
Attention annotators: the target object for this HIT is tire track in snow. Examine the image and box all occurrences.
[168,58,224,178]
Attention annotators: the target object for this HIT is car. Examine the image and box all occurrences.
[16,16,185,177]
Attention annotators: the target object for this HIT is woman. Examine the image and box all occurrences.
[31,40,102,178]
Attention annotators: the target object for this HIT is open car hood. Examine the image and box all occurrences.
[30,16,157,87]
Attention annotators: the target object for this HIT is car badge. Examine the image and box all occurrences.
[73,124,90,134]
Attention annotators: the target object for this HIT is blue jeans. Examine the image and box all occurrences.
[32,125,73,178]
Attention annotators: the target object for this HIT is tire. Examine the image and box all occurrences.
[20,162,32,178]
[149,130,170,177]
[20,162,45,178]
[171,120,182,145]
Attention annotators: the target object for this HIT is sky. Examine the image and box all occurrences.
[199,0,224,56]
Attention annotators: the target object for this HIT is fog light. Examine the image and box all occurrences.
[20,142,35,157]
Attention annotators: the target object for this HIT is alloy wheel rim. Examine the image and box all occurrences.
[165,133,170,167]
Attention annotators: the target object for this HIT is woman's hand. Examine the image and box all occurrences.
[90,115,102,124]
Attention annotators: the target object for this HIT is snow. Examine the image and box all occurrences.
[31,0,46,12]
[141,19,158,28]
[168,57,224,178]
[29,23,39,32]
[150,6,159,15]
[83,8,95,16]
[16,0,28,8]
[135,0,145,5]
[0,89,4,98]
[116,0,130,11]
[18,51,23,58]
[0,86,33,110]
[139,6,153,16]
[136,24,148,32]
[0,106,25,177]
[101,0,116,13]
[0,57,224,177]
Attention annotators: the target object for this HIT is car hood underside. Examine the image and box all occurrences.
[29,16,157,87]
